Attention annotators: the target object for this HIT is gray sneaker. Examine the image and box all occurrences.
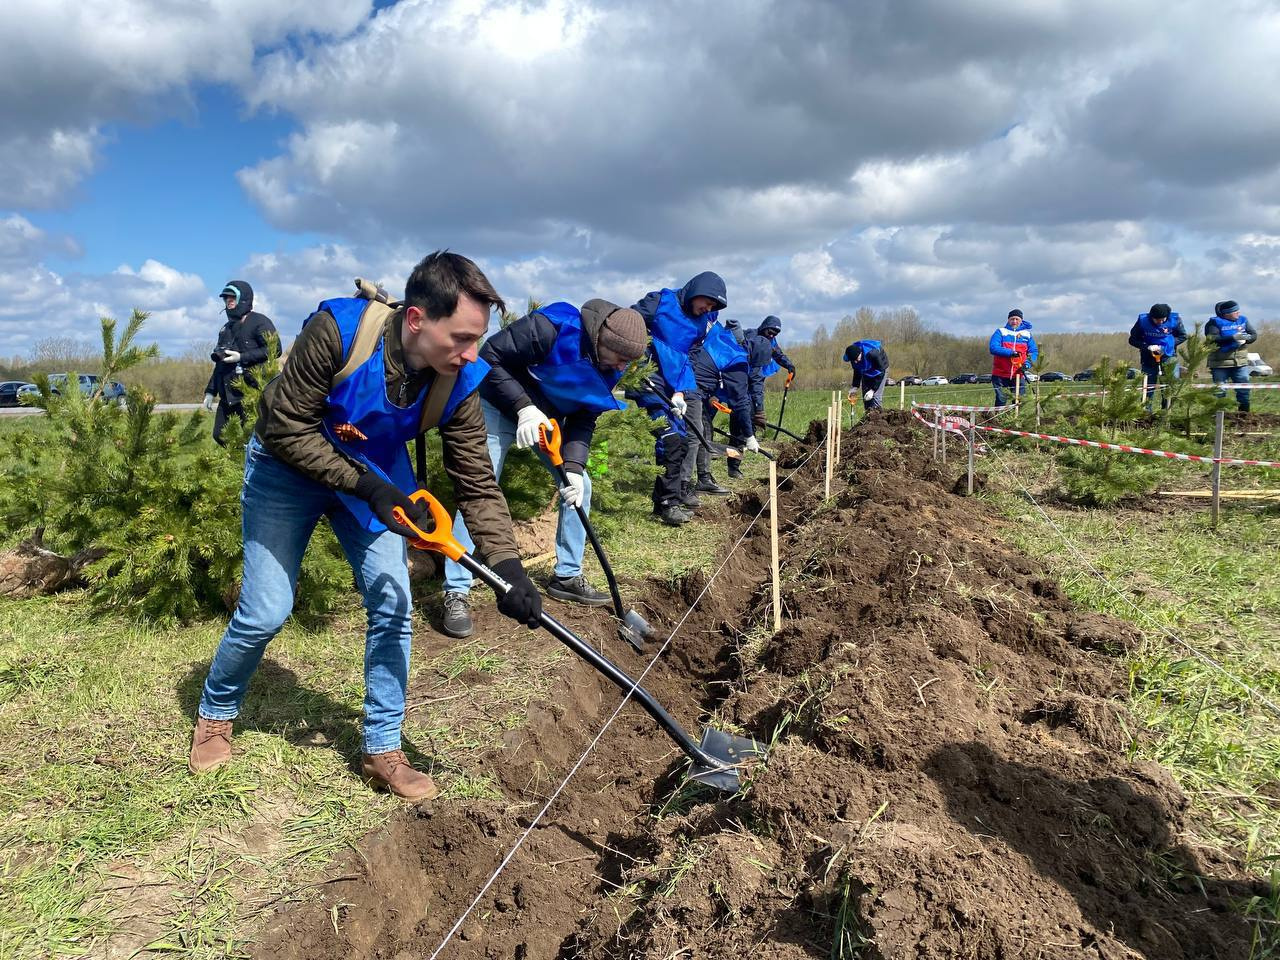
[440,591,473,638]
[546,574,612,607]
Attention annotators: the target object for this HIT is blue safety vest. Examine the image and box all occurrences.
[650,288,714,393]
[760,337,785,378]
[701,320,748,372]
[313,296,489,532]
[848,339,883,377]
[527,302,627,415]
[1135,313,1180,358]
[1210,314,1249,357]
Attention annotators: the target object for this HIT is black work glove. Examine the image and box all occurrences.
[491,558,543,628]
[353,472,427,538]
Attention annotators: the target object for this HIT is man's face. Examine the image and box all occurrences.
[1008,316,1023,329]
[1224,309,1241,320]
[402,293,489,375]
[222,294,237,312]
[596,343,634,374]
[687,296,719,317]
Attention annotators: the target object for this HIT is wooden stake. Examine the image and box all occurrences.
[769,460,781,634]
[824,404,833,498]
[899,380,906,410]
[1211,410,1224,528]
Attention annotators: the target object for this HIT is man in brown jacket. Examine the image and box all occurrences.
[188,252,542,802]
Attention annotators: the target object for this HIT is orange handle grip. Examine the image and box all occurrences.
[537,419,564,467]
[392,490,466,561]
[711,398,731,414]
[785,371,795,387]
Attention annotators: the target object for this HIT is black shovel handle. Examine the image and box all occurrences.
[707,422,775,461]
[457,552,721,770]
[773,384,790,441]
[641,378,716,455]
[548,461,627,621]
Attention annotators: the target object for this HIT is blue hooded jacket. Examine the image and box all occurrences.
[989,319,1038,378]
[632,272,728,396]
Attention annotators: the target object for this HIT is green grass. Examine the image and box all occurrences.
[0,590,563,959]
[983,453,1280,893]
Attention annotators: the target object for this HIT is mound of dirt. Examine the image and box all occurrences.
[253,410,1264,960]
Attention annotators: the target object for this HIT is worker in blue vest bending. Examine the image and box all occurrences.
[844,339,890,410]
[439,299,649,639]
[189,253,543,803]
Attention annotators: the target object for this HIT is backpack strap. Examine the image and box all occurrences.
[418,372,459,432]
[332,278,400,389]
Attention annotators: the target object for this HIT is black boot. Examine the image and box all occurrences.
[726,459,744,479]
[546,574,612,607]
[695,474,730,495]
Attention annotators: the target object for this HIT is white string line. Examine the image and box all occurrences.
[980,442,1280,720]
[425,441,825,960]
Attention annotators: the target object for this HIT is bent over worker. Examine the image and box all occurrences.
[844,339,889,411]
[745,316,797,429]
[438,299,648,638]
[629,272,728,524]
[189,253,543,802]
[1128,303,1187,410]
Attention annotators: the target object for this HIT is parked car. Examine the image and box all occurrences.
[975,374,993,383]
[884,376,897,387]
[901,376,923,386]
[1039,371,1070,382]
[0,381,33,407]
[1023,373,1039,383]
[921,376,949,386]
[16,383,40,403]
[1247,352,1273,377]
[951,373,978,384]
[47,373,126,402]
[1125,367,1139,380]
[1073,370,1094,381]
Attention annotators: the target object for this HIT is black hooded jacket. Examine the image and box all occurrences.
[206,280,278,404]
[632,272,728,397]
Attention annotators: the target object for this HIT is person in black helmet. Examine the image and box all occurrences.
[205,280,278,444]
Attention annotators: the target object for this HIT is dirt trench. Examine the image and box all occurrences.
[254,411,1266,960]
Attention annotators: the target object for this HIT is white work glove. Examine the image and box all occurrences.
[558,472,585,508]
[1234,332,1248,342]
[744,436,761,453]
[670,392,688,417]
[220,349,241,364]
[848,389,857,402]
[863,389,875,401]
[1147,344,1161,355]
[515,404,553,449]
[202,393,216,412]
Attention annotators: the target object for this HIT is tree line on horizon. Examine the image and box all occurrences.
[2,306,1275,402]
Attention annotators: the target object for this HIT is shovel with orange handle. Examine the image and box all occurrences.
[773,369,794,441]
[537,419,655,652]
[391,490,763,792]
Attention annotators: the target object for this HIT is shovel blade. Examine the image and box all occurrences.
[689,728,766,792]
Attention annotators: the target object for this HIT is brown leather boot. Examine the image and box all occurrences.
[188,716,233,773]
[361,750,440,802]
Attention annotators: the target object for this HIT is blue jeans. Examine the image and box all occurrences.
[198,435,413,754]
[992,376,1025,406]
[1141,360,1178,408]
[855,377,885,410]
[1211,366,1251,410]
[443,399,591,593]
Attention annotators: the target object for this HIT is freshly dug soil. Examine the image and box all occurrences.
[254,410,1266,960]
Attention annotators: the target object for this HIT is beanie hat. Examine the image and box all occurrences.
[1149,303,1171,320]
[1007,309,1023,319]
[596,307,647,361]
[1215,300,1239,317]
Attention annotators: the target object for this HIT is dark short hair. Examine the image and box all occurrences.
[404,251,505,320]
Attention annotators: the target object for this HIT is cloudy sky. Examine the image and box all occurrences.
[2,0,1278,357]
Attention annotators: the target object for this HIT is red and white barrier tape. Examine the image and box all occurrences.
[910,410,1280,468]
